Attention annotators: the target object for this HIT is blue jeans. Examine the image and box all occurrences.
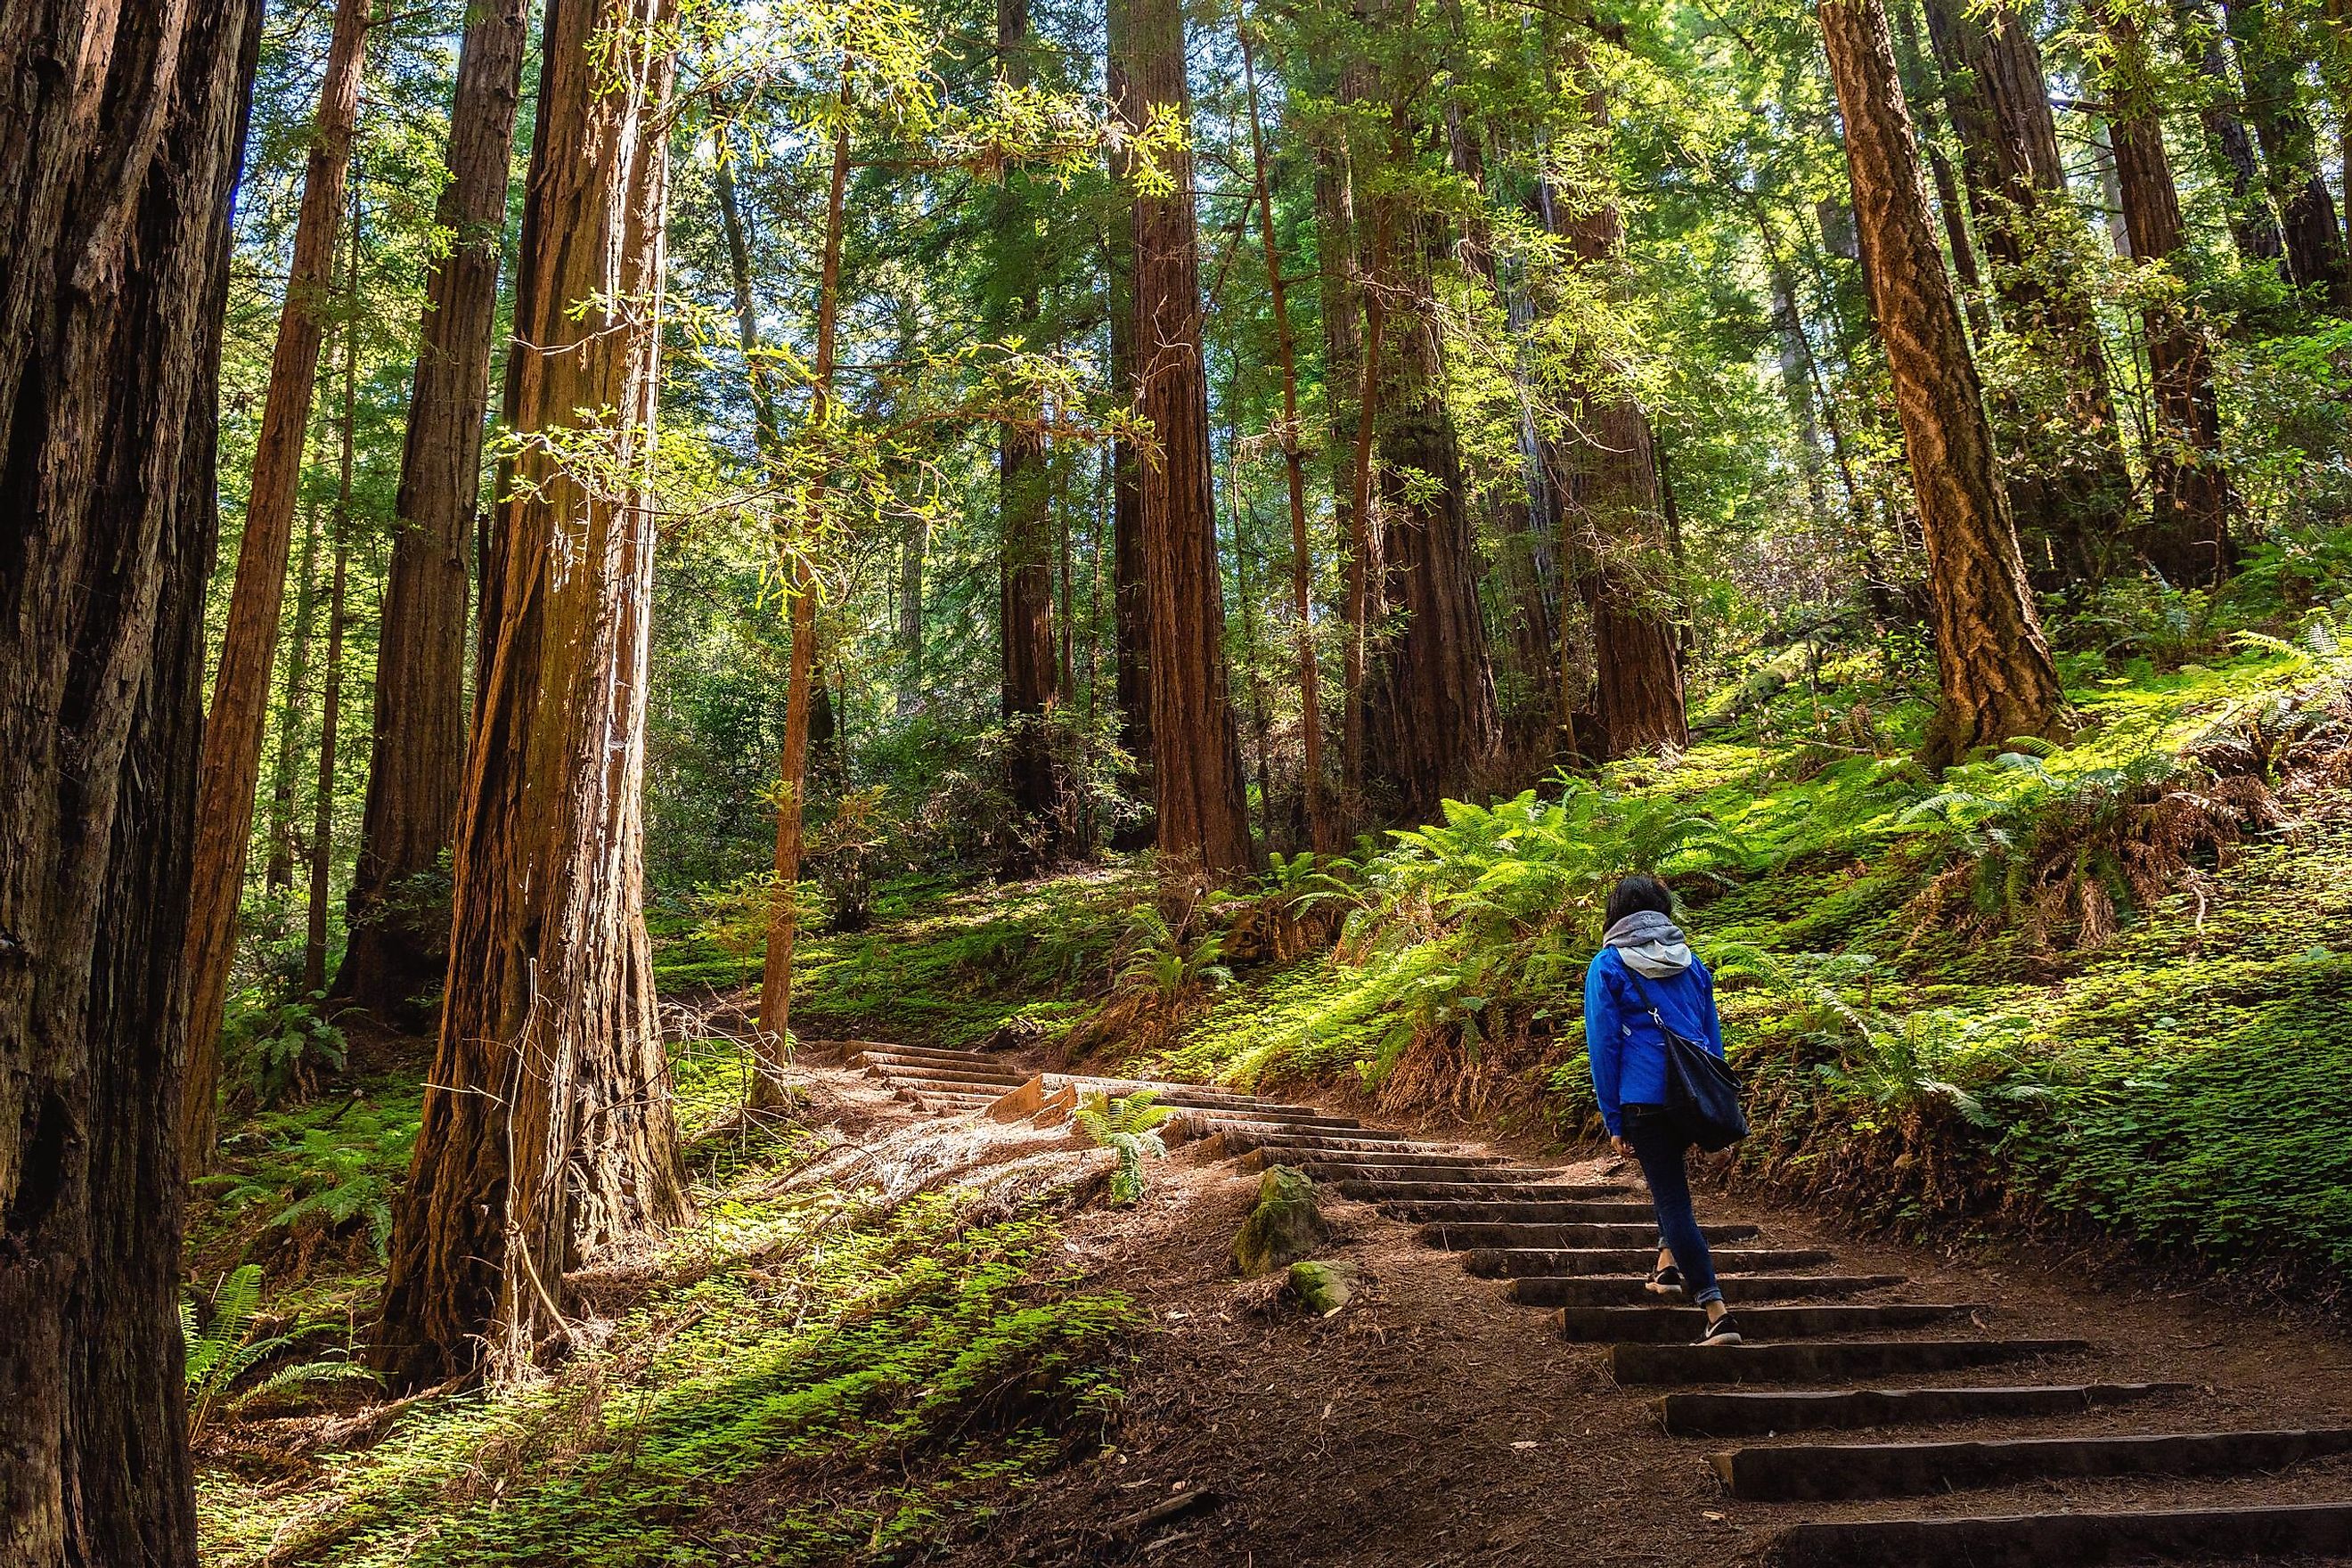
[1623,1104,1721,1306]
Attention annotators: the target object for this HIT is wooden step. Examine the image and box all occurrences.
[1655,1381,2193,1437]
[1384,1199,1662,1224]
[1715,1425,2352,1501]
[875,1068,1026,1091]
[1195,1114,1392,1142]
[1606,1338,2091,1386]
[1335,1180,1631,1204]
[1460,1245,1834,1275]
[1515,1274,1904,1309]
[1556,1303,1980,1343]
[1766,1502,2352,1568]
[1230,1140,1501,1169]
[1417,1221,1760,1250]
[855,1046,1002,1068]
[1311,1164,1623,1194]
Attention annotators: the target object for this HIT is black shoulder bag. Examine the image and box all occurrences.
[1621,967,1748,1152]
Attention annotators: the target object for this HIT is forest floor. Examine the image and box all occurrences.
[189,631,2352,1564]
[937,1101,2352,1566]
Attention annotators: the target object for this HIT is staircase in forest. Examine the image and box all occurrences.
[857,1044,2352,1565]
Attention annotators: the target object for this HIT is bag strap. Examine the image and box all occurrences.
[1615,956,1669,1025]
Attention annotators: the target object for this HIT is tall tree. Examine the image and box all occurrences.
[1107,3,1153,833]
[1239,10,1335,851]
[2223,0,2351,308]
[179,0,372,1166]
[755,89,852,1100]
[305,186,363,997]
[1921,0,2133,581]
[1818,0,2065,765]
[993,0,1064,841]
[1546,80,1689,761]
[0,0,261,1559]
[376,0,689,1390]
[1363,197,1503,814]
[340,0,533,1023]
[1120,0,1259,873]
[2099,0,2238,583]
[2174,0,2286,265]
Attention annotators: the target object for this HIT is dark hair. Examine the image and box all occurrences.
[1605,873,1673,927]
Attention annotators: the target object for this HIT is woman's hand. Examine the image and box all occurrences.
[1610,1135,1634,1159]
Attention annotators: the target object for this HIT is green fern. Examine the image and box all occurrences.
[182,1264,378,1435]
[1074,1090,1172,1205]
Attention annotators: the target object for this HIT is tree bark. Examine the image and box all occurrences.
[2101,0,2239,584]
[375,0,688,1390]
[340,0,530,1025]
[0,1,261,1560]
[305,187,363,997]
[754,93,850,1102]
[2174,0,2287,265]
[1240,10,1335,852]
[1107,7,1153,830]
[266,486,326,893]
[994,0,1064,838]
[1363,200,1503,816]
[1818,0,2064,766]
[1123,0,1259,875]
[1921,0,2133,581]
[2224,0,2352,309]
[178,0,372,1168]
[1546,90,1688,762]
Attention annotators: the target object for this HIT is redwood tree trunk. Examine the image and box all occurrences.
[375,0,689,1390]
[2175,0,2287,266]
[179,0,371,1167]
[754,97,852,1100]
[1818,0,2064,767]
[2102,1,2239,584]
[1548,89,1688,762]
[2224,0,2352,309]
[1922,0,2133,581]
[1107,5,1153,829]
[1240,11,1334,851]
[1123,0,1258,874]
[340,0,531,1025]
[305,199,362,996]
[995,0,1063,839]
[0,1,260,1560]
[1364,203,1502,818]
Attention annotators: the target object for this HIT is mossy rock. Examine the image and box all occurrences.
[1232,1164,1328,1277]
[1287,1259,1359,1316]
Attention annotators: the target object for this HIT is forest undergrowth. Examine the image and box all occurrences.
[187,1037,1139,1566]
[687,576,2352,1311]
[184,580,2352,1564]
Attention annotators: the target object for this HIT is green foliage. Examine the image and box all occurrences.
[182,1264,376,1437]
[1116,906,1233,1000]
[220,989,348,1110]
[210,1191,1138,1568]
[200,1100,418,1266]
[1073,1090,1172,1205]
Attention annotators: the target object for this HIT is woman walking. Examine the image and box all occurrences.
[1585,873,1741,1345]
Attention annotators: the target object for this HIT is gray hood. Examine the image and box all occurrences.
[1602,909,1693,978]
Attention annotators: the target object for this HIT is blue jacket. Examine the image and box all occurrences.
[1584,947,1725,1138]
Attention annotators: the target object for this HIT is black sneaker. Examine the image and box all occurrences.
[1644,1266,1686,1300]
[1697,1311,1742,1346]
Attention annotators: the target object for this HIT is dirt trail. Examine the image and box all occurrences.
[838,1042,2352,1567]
